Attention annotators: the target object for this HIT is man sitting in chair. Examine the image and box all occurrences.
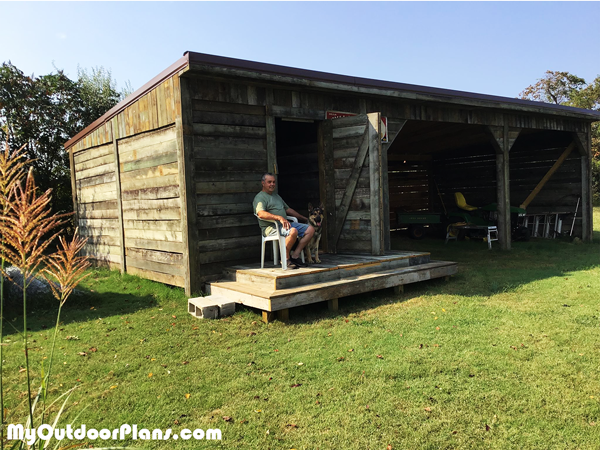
[253,173,314,269]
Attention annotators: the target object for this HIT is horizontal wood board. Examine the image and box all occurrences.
[191,95,268,281]
[118,125,184,286]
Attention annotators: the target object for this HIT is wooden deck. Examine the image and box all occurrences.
[207,251,457,321]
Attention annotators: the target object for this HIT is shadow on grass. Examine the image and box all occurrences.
[3,268,185,334]
[389,231,600,297]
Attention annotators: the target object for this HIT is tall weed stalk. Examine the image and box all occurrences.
[0,167,68,431]
[0,142,31,449]
[0,142,92,448]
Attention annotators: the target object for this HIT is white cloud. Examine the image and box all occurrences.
[56,33,67,40]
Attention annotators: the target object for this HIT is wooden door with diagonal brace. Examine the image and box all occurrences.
[319,113,384,255]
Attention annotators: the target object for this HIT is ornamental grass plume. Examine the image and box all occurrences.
[0,166,70,433]
[41,229,90,390]
[0,140,30,449]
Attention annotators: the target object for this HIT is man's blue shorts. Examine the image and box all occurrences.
[269,221,309,238]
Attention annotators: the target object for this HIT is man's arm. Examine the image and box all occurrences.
[256,210,291,230]
[285,208,308,224]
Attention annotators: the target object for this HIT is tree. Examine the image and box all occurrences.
[0,62,131,214]
[519,70,600,158]
[77,65,133,125]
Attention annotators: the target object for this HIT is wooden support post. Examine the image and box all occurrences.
[327,298,339,311]
[276,309,289,322]
[496,148,511,250]
[488,124,520,251]
[318,120,336,253]
[111,117,126,274]
[368,113,384,255]
[393,285,404,295]
[177,75,201,296]
[581,126,593,242]
[262,311,275,324]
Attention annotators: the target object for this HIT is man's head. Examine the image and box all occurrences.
[261,173,276,194]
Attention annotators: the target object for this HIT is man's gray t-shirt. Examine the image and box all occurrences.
[253,191,289,236]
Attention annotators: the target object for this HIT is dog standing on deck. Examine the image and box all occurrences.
[306,203,325,264]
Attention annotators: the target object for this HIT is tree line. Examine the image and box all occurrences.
[0,63,132,215]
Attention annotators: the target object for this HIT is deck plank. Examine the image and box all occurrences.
[209,260,457,311]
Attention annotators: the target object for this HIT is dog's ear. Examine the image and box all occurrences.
[319,202,325,211]
[308,203,313,212]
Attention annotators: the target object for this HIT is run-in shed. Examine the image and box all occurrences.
[65,52,600,295]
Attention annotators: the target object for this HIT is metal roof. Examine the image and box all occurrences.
[65,52,600,149]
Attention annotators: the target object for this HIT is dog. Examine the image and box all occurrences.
[306,203,325,264]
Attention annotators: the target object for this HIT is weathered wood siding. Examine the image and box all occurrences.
[74,139,121,267]
[69,75,184,283]
[332,116,372,253]
[118,126,185,287]
[190,80,269,280]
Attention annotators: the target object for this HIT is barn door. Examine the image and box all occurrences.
[320,113,385,255]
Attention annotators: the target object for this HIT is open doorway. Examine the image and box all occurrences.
[275,118,320,217]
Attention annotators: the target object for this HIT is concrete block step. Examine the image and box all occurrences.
[188,295,236,319]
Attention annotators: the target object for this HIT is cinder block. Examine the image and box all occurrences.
[217,301,235,317]
[188,297,219,319]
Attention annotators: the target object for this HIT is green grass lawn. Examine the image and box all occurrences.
[3,208,600,449]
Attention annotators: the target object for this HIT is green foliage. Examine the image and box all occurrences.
[77,66,133,126]
[0,62,131,215]
[519,70,588,106]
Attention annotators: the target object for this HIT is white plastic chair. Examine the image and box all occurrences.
[256,214,305,270]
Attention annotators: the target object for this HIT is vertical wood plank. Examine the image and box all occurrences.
[111,117,126,273]
[359,99,367,114]
[156,81,167,127]
[177,75,200,295]
[247,85,258,105]
[368,112,383,255]
[581,123,593,242]
[276,308,289,321]
[327,298,338,311]
[68,146,78,228]
[496,123,511,250]
[266,88,277,187]
[166,77,175,125]
[318,120,336,253]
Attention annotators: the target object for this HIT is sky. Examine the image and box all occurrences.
[1,2,599,100]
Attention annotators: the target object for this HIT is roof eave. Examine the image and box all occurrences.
[185,51,600,122]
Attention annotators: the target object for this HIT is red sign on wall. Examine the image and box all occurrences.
[326,111,356,120]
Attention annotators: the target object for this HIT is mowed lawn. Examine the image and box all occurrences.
[3,208,600,449]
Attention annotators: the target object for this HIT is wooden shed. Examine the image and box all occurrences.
[65,52,600,297]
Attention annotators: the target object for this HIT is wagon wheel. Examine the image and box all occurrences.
[408,224,426,240]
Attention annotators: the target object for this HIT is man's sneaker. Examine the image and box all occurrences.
[283,260,299,270]
[290,256,306,267]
